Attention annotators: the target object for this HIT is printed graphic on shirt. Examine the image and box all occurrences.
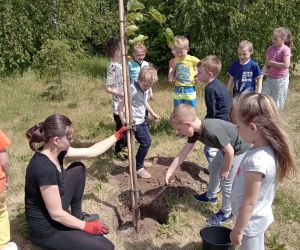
[235,71,253,93]
[176,64,190,84]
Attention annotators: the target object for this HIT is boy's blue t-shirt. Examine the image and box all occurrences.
[128,60,149,85]
[227,59,263,94]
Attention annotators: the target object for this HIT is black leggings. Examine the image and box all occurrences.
[113,114,127,153]
[30,162,114,250]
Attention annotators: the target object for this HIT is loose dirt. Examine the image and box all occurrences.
[111,156,209,241]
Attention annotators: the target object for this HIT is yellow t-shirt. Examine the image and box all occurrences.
[175,55,200,87]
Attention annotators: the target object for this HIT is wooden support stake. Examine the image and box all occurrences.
[118,0,140,231]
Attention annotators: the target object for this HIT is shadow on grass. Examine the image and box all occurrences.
[86,152,128,181]
[124,240,202,250]
[83,193,124,229]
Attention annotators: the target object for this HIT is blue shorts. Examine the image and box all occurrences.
[173,86,197,109]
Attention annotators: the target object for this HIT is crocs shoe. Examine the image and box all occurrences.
[137,168,151,179]
[115,151,127,160]
[2,242,18,250]
[206,210,233,225]
[81,212,100,222]
[143,161,153,168]
[192,192,218,204]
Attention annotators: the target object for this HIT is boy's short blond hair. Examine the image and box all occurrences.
[169,104,196,125]
[173,35,189,50]
[197,55,222,78]
[238,40,253,54]
[138,66,158,84]
[133,43,148,53]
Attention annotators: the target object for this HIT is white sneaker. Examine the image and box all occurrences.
[2,242,18,250]
[137,168,151,179]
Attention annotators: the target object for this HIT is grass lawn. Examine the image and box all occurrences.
[0,57,299,249]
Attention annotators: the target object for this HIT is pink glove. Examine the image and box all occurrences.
[83,221,109,235]
[114,125,129,140]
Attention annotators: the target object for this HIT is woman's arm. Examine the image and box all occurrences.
[41,185,85,230]
[66,135,117,160]
[230,171,263,245]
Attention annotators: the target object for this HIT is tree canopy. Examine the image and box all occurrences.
[0,0,299,75]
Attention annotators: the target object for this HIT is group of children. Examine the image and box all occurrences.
[104,26,295,249]
[0,26,295,250]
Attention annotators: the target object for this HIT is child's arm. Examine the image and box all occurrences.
[168,58,176,84]
[219,143,234,180]
[148,87,154,100]
[105,85,123,97]
[227,76,234,92]
[262,54,269,75]
[0,131,11,190]
[230,172,263,246]
[145,101,160,120]
[117,99,126,124]
[256,76,263,93]
[267,55,291,69]
[193,64,198,82]
[165,143,195,184]
[0,151,9,190]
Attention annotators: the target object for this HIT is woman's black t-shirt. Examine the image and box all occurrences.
[25,151,67,238]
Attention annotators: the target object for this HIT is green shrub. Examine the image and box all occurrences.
[33,39,73,100]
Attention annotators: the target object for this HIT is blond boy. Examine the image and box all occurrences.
[170,36,199,109]
[227,40,263,96]
[118,66,160,179]
[165,104,250,225]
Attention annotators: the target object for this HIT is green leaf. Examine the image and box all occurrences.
[127,13,144,23]
[128,34,148,45]
[127,0,145,12]
[126,25,139,36]
[163,27,175,46]
[149,7,167,24]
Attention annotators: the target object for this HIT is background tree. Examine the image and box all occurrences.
[0,0,299,76]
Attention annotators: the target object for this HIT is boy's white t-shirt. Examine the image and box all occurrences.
[130,82,149,125]
[231,146,277,236]
[106,62,123,114]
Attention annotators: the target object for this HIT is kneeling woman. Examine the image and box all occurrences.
[25,114,128,250]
